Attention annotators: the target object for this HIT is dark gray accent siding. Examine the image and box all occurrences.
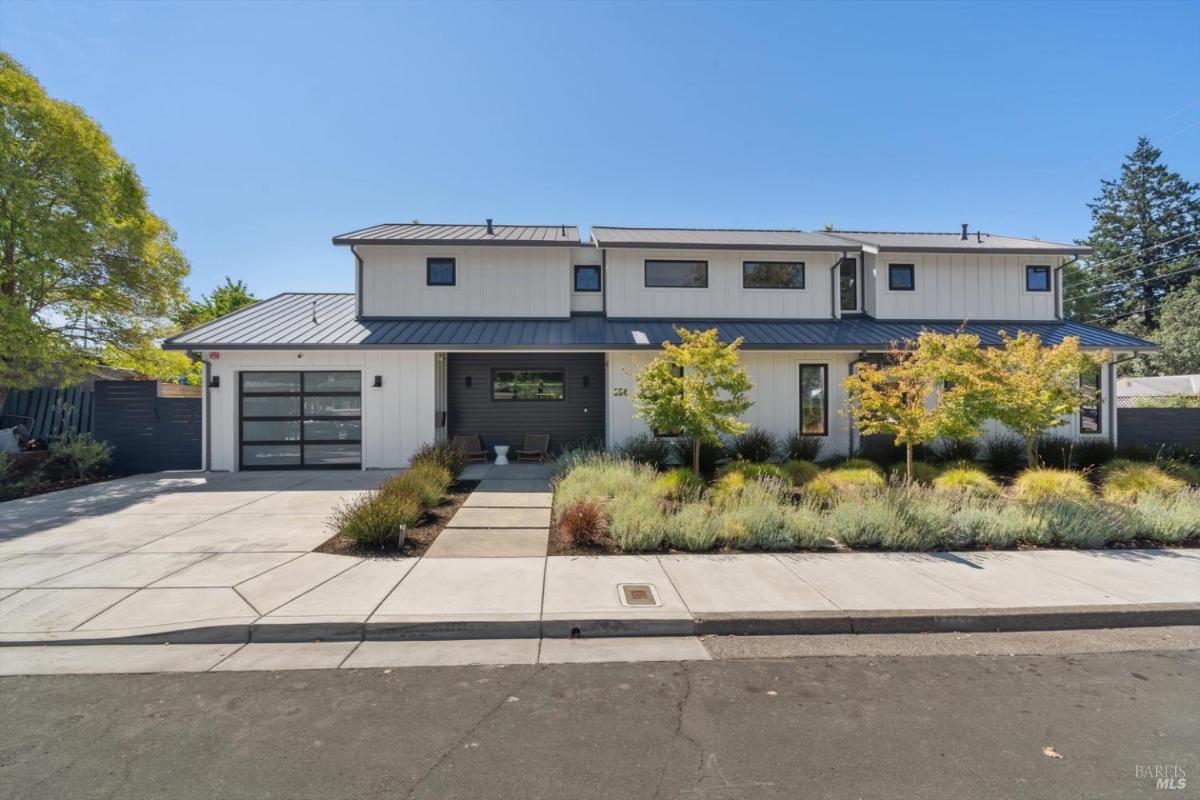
[447,353,605,454]
[1118,408,1200,453]
[93,381,201,475]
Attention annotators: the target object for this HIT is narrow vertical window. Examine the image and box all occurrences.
[1079,369,1102,434]
[839,258,858,311]
[799,364,828,436]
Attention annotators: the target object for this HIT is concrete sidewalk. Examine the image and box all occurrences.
[3,546,1198,645]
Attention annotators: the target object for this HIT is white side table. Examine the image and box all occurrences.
[493,445,510,465]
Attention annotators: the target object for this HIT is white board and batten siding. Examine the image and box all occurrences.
[604,248,845,319]
[570,247,604,314]
[204,349,436,471]
[357,244,571,318]
[869,252,1063,321]
[606,351,856,458]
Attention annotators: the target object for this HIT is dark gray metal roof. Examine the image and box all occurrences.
[825,231,1091,255]
[332,223,581,246]
[164,293,1154,352]
[591,227,854,251]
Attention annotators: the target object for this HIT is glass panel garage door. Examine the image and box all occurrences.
[240,371,361,469]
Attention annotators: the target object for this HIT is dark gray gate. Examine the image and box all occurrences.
[93,381,202,474]
[1118,408,1200,454]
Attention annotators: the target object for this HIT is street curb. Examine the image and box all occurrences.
[1,603,1196,646]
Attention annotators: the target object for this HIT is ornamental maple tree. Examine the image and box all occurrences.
[632,327,753,473]
[843,331,993,482]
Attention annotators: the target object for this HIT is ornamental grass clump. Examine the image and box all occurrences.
[556,498,609,549]
[780,459,821,487]
[950,500,1034,548]
[887,460,941,486]
[1158,458,1200,486]
[1073,438,1116,469]
[654,467,706,502]
[1032,501,1138,548]
[1099,461,1186,503]
[983,434,1025,474]
[616,433,670,467]
[383,463,452,508]
[608,492,671,552]
[716,461,788,483]
[664,502,722,551]
[715,480,795,549]
[553,454,656,513]
[826,494,898,549]
[410,440,468,477]
[1130,490,1200,543]
[929,437,980,464]
[884,488,958,550]
[731,428,778,463]
[783,431,823,462]
[834,458,885,475]
[1036,435,1075,469]
[804,468,886,504]
[1012,467,1093,503]
[933,465,1001,498]
[330,490,424,548]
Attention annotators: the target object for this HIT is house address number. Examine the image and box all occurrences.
[611,387,628,397]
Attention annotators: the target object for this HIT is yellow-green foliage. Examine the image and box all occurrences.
[780,459,821,487]
[330,490,424,546]
[1100,461,1186,503]
[654,467,706,501]
[888,461,941,485]
[717,461,788,483]
[804,468,886,503]
[834,458,884,475]
[664,502,722,551]
[553,455,657,514]
[933,465,1001,498]
[1155,459,1200,487]
[1011,467,1093,503]
[381,463,452,508]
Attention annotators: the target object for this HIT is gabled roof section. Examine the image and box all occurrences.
[825,230,1092,255]
[591,226,855,251]
[332,223,581,246]
[164,293,1154,352]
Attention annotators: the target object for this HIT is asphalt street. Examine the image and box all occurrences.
[0,635,1196,800]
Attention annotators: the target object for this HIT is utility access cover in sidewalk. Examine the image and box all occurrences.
[618,583,662,607]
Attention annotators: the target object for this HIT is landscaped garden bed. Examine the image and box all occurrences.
[317,441,474,558]
[0,434,116,501]
[550,432,1200,555]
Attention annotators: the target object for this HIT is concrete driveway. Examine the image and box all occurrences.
[0,470,395,640]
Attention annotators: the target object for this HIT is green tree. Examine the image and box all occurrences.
[0,53,188,389]
[842,331,993,482]
[174,277,257,330]
[101,336,201,385]
[1068,137,1199,326]
[1113,276,1200,376]
[632,327,753,473]
[980,332,1109,465]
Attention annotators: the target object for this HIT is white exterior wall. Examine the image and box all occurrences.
[861,254,878,316]
[605,248,844,319]
[606,350,855,457]
[204,349,435,471]
[570,247,604,314]
[358,244,571,318]
[869,252,1062,320]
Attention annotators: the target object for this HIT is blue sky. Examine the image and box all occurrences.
[4,0,1198,299]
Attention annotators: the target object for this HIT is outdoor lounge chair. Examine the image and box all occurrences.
[451,434,489,463]
[515,434,550,463]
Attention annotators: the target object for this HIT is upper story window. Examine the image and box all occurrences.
[840,258,858,311]
[743,261,805,289]
[426,257,456,286]
[645,259,708,288]
[1026,265,1051,292]
[888,263,915,291]
[574,264,601,292]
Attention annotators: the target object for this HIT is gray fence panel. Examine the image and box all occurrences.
[93,381,201,474]
[1118,408,1200,454]
[0,387,94,439]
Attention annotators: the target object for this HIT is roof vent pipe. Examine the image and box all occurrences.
[486,218,494,235]
[561,224,567,237]
[961,223,969,241]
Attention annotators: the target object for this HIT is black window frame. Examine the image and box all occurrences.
[574,264,602,293]
[491,368,568,402]
[644,259,709,289]
[888,263,915,291]
[1025,264,1051,292]
[798,364,829,437]
[1079,369,1103,434]
[840,257,859,311]
[239,370,362,470]
[742,260,806,290]
[426,257,457,287]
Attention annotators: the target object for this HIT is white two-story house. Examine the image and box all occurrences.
[164,221,1155,471]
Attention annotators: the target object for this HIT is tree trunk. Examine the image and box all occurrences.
[1026,438,1036,467]
[906,444,914,484]
[693,439,701,475]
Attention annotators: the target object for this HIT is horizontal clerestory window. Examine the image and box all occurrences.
[743,261,805,289]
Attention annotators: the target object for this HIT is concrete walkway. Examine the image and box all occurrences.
[2,470,1199,646]
[425,463,553,558]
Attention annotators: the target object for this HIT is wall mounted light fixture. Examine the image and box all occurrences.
[373,375,383,388]
[208,375,220,389]
[465,376,473,387]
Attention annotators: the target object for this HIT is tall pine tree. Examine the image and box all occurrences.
[1067,137,1199,327]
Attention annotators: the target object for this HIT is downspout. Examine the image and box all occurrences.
[1053,263,1066,320]
[830,253,846,319]
[848,351,868,456]
[601,247,607,315]
[201,355,211,472]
